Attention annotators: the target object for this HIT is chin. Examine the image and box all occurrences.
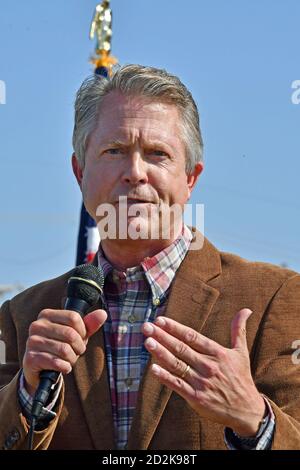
[126,217,153,241]
[127,218,177,242]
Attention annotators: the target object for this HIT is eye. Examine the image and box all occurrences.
[147,149,169,158]
[103,148,124,155]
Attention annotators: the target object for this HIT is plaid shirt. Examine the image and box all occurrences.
[99,224,193,449]
[18,224,275,449]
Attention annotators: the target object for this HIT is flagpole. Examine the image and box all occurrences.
[76,1,118,265]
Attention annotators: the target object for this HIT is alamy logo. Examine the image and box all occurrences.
[291,80,300,105]
[0,338,6,364]
[291,339,300,365]
[0,80,6,105]
[95,198,205,250]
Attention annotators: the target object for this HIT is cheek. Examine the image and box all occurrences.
[81,167,103,203]
[81,163,118,208]
[81,169,93,198]
[155,173,190,204]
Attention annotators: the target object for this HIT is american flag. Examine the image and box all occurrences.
[75,203,100,265]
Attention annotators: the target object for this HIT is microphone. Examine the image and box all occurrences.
[30,264,105,421]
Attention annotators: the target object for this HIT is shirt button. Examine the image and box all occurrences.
[124,378,133,389]
[118,325,128,334]
[153,297,160,306]
[128,314,137,323]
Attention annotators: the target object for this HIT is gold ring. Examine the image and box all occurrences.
[180,363,190,379]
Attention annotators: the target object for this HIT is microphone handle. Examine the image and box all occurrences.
[31,297,91,419]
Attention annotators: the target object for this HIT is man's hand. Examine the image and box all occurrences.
[23,308,107,396]
[143,308,266,437]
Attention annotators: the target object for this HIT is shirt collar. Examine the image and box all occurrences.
[97,224,193,303]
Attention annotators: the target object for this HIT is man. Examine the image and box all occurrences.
[1,64,300,450]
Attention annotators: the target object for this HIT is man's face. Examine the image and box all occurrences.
[72,91,203,241]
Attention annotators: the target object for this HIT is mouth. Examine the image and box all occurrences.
[116,197,154,204]
[127,198,152,204]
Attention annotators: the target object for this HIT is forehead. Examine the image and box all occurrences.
[99,91,179,118]
[93,92,182,142]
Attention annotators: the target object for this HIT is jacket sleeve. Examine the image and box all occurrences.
[0,300,64,450]
[252,274,300,449]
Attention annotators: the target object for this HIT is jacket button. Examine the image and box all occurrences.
[3,429,20,449]
[4,436,13,449]
[11,428,20,442]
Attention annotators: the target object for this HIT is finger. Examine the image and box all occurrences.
[27,335,79,366]
[231,308,252,350]
[145,335,201,381]
[150,363,199,406]
[84,309,107,339]
[142,322,216,375]
[38,309,87,339]
[153,316,222,356]
[23,350,73,377]
[29,319,86,356]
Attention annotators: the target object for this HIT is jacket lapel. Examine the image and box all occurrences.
[127,236,222,449]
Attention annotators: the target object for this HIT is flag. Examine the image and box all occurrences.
[75,203,100,265]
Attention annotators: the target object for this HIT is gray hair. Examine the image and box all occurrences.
[72,64,203,174]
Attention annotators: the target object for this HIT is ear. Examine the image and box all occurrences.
[186,162,204,199]
[72,153,83,189]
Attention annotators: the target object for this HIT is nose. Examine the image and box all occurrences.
[121,152,148,185]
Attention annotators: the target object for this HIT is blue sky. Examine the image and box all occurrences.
[0,0,299,301]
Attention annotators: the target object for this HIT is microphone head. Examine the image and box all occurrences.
[67,264,105,306]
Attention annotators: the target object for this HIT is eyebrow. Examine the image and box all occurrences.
[101,138,172,151]
[101,139,128,147]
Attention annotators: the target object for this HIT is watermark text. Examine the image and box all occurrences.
[291,339,300,364]
[95,198,205,250]
[291,80,300,105]
[0,80,6,105]
[0,338,6,364]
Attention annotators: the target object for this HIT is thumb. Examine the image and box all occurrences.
[231,308,252,351]
[83,309,107,339]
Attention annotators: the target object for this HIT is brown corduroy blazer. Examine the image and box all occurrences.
[1,235,300,450]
